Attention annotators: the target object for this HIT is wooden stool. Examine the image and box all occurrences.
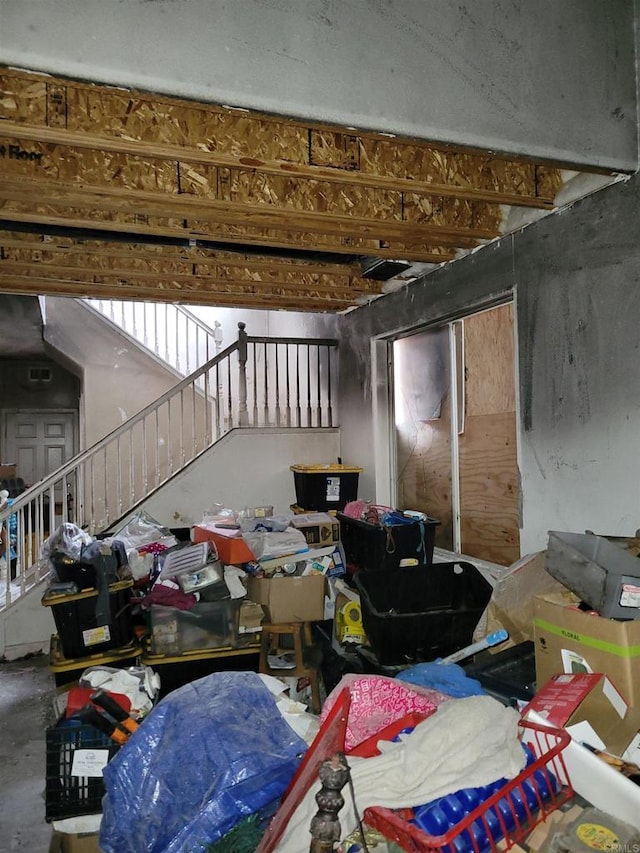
[258,621,323,714]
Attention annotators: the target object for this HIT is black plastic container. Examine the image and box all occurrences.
[51,539,123,590]
[464,641,537,706]
[290,464,361,511]
[354,562,492,665]
[42,580,134,660]
[338,512,440,572]
[45,719,119,821]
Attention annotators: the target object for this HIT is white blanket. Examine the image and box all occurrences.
[275,694,526,851]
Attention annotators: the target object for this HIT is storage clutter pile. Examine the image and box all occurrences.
[36,494,640,852]
[39,501,354,850]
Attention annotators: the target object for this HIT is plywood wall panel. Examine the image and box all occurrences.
[459,411,519,565]
[463,303,516,417]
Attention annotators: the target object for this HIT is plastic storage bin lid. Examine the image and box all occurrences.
[41,578,133,606]
[290,463,363,473]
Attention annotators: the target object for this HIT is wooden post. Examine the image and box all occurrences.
[237,321,249,427]
[309,752,350,852]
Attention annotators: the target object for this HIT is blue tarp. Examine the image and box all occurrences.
[100,671,308,853]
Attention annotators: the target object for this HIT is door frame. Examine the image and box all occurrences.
[372,293,519,555]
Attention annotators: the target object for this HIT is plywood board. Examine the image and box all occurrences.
[463,303,516,417]
[0,68,561,207]
[459,411,520,566]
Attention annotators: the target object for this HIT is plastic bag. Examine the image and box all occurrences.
[40,522,93,563]
[243,528,308,561]
[111,510,177,554]
[79,665,160,717]
[39,522,95,578]
[99,671,307,853]
[320,673,452,752]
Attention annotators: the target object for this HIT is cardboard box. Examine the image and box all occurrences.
[290,512,340,547]
[0,463,17,479]
[247,573,326,622]
[481,551,569,651]
[239,600,264,633]
[523,672,634,753]
[49,831,100,853]
[192,525,256,565]
[533,592,640,707]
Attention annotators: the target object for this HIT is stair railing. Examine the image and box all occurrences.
[82,298,222,377]
[0,322,337,609]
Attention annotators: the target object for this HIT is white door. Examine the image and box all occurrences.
[2,410,77,487]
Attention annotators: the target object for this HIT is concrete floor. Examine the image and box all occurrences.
[0,653,57,852]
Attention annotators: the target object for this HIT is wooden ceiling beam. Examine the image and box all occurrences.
[0,120,557,210]
[0,258,383,297]
[0,232,364,277]
[0,178,500,246]
[0,273,358,312]
[0,131,502,239]
[0,212,460,263]
[0,68,569,207]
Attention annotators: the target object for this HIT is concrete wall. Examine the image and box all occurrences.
[0,295,46,358]
[135,427,342,527]
[0,356,79,412]
[339,172,640,554]
[0,0,636,170]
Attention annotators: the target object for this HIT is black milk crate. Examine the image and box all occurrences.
[45,719,119,821]
[338,512,440,572]
[354,561,492,665]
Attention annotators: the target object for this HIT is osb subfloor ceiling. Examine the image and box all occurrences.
[0,67,617,313]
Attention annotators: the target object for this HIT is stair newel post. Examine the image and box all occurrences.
[237,322,250,427]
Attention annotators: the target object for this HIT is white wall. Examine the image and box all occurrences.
[0,0,635,170]
[135,427,342,527]
[43,298,183,448]
[188,306,338,344]
[1,583,55,659]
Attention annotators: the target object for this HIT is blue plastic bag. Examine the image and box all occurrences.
[99,671,308,853]
[396,661,485,698]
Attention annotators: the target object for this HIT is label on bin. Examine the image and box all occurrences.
[326,476,340,502]
[71,749,110,778]
[82,625,111,647]
[620,584,640,608]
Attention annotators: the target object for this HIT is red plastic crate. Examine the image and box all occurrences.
[363,721,573,853]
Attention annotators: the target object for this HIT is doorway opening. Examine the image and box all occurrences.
[392,302,520,565]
